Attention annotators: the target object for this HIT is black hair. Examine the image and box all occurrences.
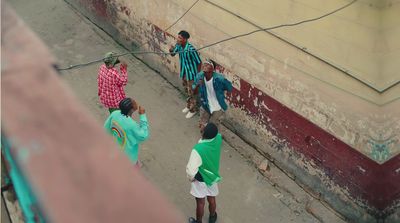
[119,98,133,117]
[178,30,190,39]
[202,123,218,140]
[205,59,216,70]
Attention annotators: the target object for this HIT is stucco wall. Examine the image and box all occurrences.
[91,0,400,163]
[381,1,400,90]
[64,0,400,221]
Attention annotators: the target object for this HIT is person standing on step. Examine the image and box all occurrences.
[186,123,222,223]
[169,30,202,119]
[97,52,128,113]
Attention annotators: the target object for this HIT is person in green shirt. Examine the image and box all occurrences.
[186,123,222,223]
[104,97,149,167]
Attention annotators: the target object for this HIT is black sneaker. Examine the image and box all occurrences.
[209,212,217,223]
[188,217,198,223]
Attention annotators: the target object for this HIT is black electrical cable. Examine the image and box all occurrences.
[58,0,201,71]
[57,0,357,71]
[197,0,357,51]
[165,0,200,32]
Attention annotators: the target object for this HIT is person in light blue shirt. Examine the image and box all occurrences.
[104,97,149,167]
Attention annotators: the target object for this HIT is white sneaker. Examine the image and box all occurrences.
[182,107,190,113]
[185,111,196,119]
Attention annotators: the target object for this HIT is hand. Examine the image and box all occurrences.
[120,60,127,68]
[193,86,199,95]
[198,79,204,86]
[138,106,145,115]
[169,45,175,53]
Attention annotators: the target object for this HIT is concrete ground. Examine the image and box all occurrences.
[7,0,347,222]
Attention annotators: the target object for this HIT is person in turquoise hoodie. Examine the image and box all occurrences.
[104,97,149,167]
[186,123,222,223]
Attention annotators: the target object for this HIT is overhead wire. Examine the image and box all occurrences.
[197,0,357,51]
[57,0,357,71]
[165,0,201,32]
[58,0,201,71]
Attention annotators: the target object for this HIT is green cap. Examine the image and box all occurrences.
[103,52,119,66]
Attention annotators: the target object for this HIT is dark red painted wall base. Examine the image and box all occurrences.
[215,63,400,213]
[64,0,400,219]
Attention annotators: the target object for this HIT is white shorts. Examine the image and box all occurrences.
[190,180,219,198]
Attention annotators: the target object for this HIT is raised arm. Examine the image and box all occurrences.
[130,107,149,142]
[114,63,128,86]
[169,44,178,57]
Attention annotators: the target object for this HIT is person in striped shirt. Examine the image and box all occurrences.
[169,30,202,119]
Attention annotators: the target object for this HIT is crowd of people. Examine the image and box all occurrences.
[98,30,232,223]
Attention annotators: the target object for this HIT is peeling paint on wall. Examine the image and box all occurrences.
[65,0,400,219]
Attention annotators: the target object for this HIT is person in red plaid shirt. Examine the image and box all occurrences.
[97,52,128,113]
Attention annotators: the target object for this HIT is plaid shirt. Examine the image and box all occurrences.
[97,64,128,108]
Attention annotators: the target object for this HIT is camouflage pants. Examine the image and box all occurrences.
[182,78,198,113]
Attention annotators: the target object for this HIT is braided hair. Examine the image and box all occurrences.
[119,98,133,117]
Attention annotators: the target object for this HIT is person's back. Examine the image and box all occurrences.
[186,123,221,223]
[194,133,222,186]
[104,98,149,165]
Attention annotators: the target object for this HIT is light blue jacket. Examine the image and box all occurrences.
[104,111,149,163]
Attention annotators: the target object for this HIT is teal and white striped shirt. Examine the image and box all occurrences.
[172,42,202,81]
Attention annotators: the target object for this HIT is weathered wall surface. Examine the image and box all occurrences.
[380,1,400,90]
[64,0,400,221]
[84,0,400,162]
[208,0,382,89]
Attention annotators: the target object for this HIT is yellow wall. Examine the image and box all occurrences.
[110,0,400,161]
[209,0,381,89]
[381,1,400,89]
